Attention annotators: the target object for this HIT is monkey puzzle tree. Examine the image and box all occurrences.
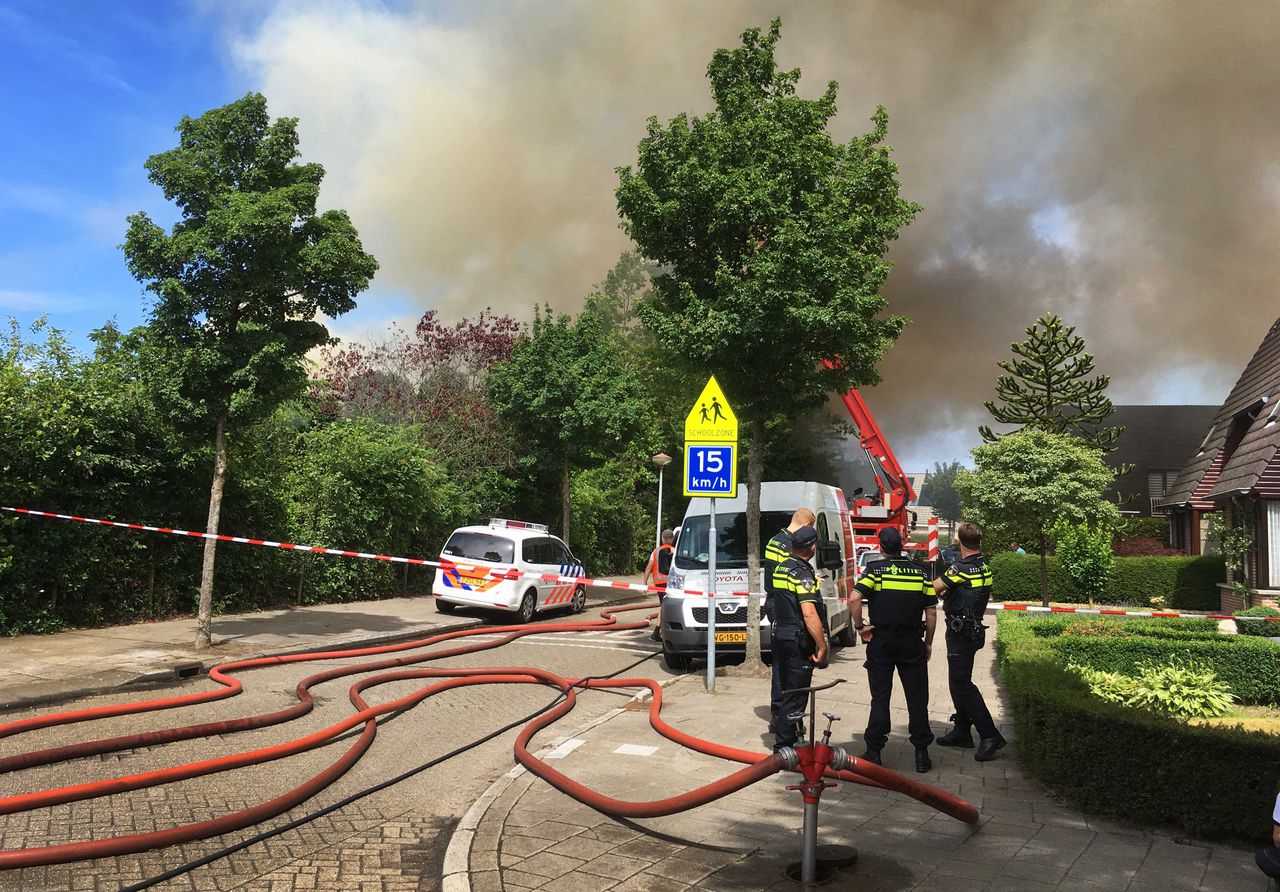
[124,93,378,647]
[616,19,918,667]
[980,313,1123,452]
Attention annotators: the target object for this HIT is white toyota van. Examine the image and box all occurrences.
[658,481,857,671]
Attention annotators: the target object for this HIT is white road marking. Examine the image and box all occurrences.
[612,744,658,757]
[545,739,587,760]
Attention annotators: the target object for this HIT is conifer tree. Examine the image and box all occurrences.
[979,313,1122,451]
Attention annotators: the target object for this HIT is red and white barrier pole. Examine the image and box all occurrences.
[927,516,939,562]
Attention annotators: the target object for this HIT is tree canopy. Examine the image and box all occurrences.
[920,460,964,525]
[616,18,918,667]
[980,313,1122,452]
[957,429,1118,605]
[123,92,378,647]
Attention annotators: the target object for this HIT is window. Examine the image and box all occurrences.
[816,513,831,544]
[443,532,514,564]
[1268,502,1280,589]
[674,511,794,569]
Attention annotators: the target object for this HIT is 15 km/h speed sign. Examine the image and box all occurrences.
[683,376,738,497]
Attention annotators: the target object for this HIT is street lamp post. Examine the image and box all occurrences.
[652,453,672,562]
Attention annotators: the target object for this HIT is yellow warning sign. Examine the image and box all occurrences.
[683,376,738,443]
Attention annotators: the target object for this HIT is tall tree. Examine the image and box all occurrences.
[616,19,918,667]
[123,93,378,647]
[980,313,1123,451]
[486,303,650,544]
[920,460,964,534]
[956,430,1118,606]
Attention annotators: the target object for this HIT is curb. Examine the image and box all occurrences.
[0,591,653,715]
[440,674,687,892]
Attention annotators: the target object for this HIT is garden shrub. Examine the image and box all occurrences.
[1071,660,1235,719]
[989,553,1224,609]
[1049,632,1280,704]
[1235,605,1280,637]
[997,613,1280,842]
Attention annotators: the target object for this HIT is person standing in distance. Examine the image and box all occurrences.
[645,529,677,641]
[933,522,1007,760]
[764,508,816,724]
[768,526,828,752]
[851,527,937,772]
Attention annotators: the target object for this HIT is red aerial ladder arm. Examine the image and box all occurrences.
[821,360,917,528]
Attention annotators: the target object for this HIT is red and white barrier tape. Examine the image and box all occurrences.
[4,506,1276,621]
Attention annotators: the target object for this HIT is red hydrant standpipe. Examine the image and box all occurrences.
[0,602,976,873]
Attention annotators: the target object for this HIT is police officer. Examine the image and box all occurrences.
[933,522,1007,761]
[764,508,816,723]
[851,527,936,772]
[768,525,828,752]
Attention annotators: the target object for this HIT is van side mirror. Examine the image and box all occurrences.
[817,540,843,571]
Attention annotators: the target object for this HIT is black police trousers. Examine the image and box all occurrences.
[769,632,813,750]
[945,627,997,740]
[863,625,933,750]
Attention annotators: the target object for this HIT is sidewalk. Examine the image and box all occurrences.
[0,578,645,713]
[452,633,1264,892]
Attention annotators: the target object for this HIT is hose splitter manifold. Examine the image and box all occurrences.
[0,602,978,888]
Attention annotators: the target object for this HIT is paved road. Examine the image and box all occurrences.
[0,595,671,892]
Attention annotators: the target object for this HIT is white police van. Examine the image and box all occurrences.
[659,482,857,671]
[432,519,586,622]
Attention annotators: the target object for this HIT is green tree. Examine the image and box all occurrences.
[616,19,918,666]
[957,430,1118,606]
[123,93,378,647]
[487,304,651,545]
[980,313,1122,451]
[921,460,964,534]
[1050,518,1115,606]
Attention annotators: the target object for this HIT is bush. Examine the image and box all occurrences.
[1117,516,1170,542]
[989,553,1224,609]
[1049,632,1280,705]
[1235,605,1280,637]
[997,613,1280,842]
[1071,660,1234,719]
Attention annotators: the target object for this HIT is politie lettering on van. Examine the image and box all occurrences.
[432,519,586,623]
[658,482,858,672]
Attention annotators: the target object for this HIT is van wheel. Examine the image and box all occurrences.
[569,586,586,614]
[435,599,457,615]
[517,590,537,624]
[662,642,693,673]
[835,622,856,647]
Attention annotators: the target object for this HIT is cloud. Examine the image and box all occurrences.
[229,0,1280,467]
[0,5,139,94]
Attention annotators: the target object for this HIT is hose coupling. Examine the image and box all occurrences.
[829,746,850,772]
[775,747,799,770]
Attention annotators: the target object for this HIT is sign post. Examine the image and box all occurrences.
[683,375,738,693]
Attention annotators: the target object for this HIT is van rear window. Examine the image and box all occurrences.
[675,511,793,569]
[442,532,514,564]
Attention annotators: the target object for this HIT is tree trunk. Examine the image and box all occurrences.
[744,416,765,668]
[561,449,571,545]
[1038,531,1049,608]
[195,412,229,649]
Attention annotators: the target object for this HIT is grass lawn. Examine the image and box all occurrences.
[1193,705,1280,734]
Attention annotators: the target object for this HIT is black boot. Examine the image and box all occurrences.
[937,715,975,748]
[915,746,932,773]
[860,748,882,766]
[974,731,1007,762]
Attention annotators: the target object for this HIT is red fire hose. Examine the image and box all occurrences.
[0,602,977,872]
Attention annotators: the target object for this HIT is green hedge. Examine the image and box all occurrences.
[1049,634,1280,705]
[989,553,1225,609]
[1235,606,1280,637]
[1023,615,1222,641]
[997,614,1280,842]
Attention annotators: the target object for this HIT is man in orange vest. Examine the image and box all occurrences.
[646,529,676,640]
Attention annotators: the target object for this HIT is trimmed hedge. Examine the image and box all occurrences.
[1235,606,1280,637]
[1025,615,1222,641]
[990,552,1225,609]
[997,614,1280,842]
[1049,634,1280,705]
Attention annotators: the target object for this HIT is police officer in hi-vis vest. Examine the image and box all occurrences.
[767,525,828,751]
[851,526,937,772]
[933,522,1007,761]
[763,508,816,724]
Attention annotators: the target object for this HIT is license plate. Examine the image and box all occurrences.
[714,632,747,643]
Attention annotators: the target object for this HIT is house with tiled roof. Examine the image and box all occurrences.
[1102,405,1219,516]
[1160,317,1280,609]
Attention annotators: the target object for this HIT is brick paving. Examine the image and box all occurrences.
[461,626,1267,891]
